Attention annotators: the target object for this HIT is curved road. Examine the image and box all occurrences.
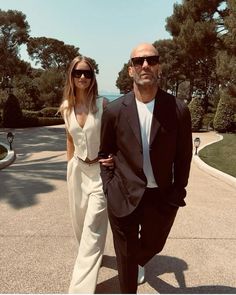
[0,125,236,293]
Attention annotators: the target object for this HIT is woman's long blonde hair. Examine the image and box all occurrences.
[59,55,98,118]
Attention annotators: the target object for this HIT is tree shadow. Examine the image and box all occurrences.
[96,255,236,294]
[0,156,67,209]
[0,126,67,209]
[0,126,66,154]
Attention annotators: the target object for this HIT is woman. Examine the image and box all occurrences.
[59,56,112,293]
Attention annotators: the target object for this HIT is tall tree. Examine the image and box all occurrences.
[165,0,225,100]
[153,39,186,98]
[27,37,80,70]
[0,9,30,79]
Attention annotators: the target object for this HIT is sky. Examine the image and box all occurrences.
[0,0,181,94]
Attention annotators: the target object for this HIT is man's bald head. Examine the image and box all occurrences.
[130,43,159,59]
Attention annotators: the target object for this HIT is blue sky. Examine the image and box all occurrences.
[0,0,181,94]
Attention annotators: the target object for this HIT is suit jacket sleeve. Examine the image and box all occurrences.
[170,101,192,206]
[99,105,117,193]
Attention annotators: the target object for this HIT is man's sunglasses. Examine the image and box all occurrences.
[131,55,160,67]
[72,69,93,79]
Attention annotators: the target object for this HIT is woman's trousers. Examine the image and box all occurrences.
[67,158,108,293]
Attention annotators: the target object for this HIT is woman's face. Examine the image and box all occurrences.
[72,61,93,90]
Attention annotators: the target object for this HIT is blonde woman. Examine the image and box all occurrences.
[59,56,112,293]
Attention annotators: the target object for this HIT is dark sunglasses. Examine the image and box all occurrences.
[72,69,93,79]
[131,55,160,67]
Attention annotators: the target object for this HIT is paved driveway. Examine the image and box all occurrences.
[0,126,236,293]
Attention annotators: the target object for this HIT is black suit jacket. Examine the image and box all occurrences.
[99,89,192,217]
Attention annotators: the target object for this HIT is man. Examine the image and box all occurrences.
[99,43,192,293]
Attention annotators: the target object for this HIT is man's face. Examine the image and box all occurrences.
[128,45,160,87]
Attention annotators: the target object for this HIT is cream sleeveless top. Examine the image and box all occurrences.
[63,97,104,160]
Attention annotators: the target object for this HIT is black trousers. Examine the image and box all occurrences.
[108,187,178,294]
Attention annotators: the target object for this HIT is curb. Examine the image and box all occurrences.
[193,134,236,189]
[0,142,16,170]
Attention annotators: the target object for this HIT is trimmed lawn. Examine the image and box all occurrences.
[199,134,236,178]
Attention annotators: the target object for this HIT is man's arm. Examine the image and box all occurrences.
[99,106,117,193]
[171,101,193,205]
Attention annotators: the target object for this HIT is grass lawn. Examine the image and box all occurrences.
[199,133,236,178]
[0,144,8,160]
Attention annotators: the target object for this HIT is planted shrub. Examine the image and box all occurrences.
[213,91,234,133]
[3,94,23,128]
[188,96,205,131]
[40,107,61,117]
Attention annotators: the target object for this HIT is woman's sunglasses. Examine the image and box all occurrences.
[131,55,159,67]
[72,69,93,79]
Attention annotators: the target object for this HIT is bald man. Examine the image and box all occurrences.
[99,43,192,293]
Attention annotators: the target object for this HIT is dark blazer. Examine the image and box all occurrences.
[99,89,192,217]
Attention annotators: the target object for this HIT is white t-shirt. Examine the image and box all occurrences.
[135,98,158,188]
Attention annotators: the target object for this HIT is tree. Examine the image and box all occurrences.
[165,0,225,100]
[116,62,133,94]
[0,9,30,78]
[34,68,65,107]
[13,75,41,110]
[153,39,186,97]
[188,96,205,131]
[213,90,235,132]
[27,37,81,71]
[3,93,23,127]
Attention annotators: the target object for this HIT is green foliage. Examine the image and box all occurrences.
[0,144,7,160]
[165,0,225,101]
[20,109,63,127]
[0,9,30,78]
[116,63,133,94]
[153,39,186,96]
[13,75,42,110]
[3,93,23,127]
[188,97,205,131]
[213,90,235,133]
[27,37,80,71]
[37,117,64,126]
[40,107,62,118]
[202,113,215,130]
[34,68,64,107]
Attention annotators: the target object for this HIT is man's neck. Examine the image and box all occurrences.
[133,84,158,103]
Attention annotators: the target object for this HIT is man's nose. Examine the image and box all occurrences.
[142,59,149,67]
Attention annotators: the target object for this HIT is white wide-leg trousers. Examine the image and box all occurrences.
[67,158,108,293]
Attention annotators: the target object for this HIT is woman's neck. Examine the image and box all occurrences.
[75,89,88,106]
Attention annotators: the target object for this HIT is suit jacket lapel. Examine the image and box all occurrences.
[123,92,142,147]
[150,88,177,146]
[150,96,161,146]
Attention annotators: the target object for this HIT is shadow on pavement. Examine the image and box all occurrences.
[96,255,236,294]
[0,157,66,209]
[0,126,67,209]
[0,127,66,154]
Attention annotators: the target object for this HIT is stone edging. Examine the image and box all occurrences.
[193,134,236,189]
[0,142,16,170]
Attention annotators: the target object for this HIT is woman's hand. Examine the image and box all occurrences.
[99,154,114,169]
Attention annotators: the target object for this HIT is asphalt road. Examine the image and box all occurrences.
[0,125,236,294]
